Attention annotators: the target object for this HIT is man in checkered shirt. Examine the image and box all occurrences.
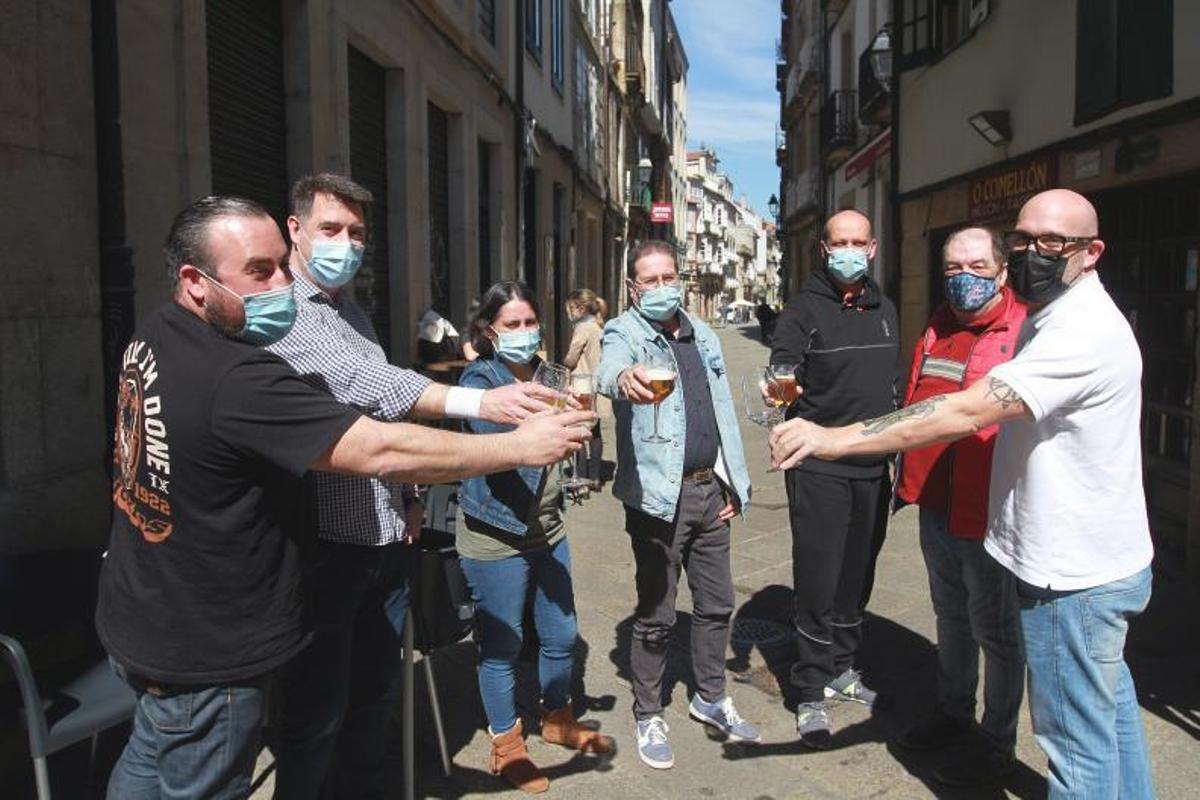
[267,174,555,799]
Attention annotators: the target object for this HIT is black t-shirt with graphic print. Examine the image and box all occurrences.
[97,302,361,685]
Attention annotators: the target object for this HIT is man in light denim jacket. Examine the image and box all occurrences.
[597,240,758,770]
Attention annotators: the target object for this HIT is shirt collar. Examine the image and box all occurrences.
[651,312,693,341]
[292,270,336,306]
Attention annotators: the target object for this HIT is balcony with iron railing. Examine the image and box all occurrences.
[820,89,857,165]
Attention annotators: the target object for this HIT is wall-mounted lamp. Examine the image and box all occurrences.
[868,26,893,91]
[767,194,780,220]
[968,110,1011,146]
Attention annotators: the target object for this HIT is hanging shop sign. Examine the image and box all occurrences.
[650,202,674,223]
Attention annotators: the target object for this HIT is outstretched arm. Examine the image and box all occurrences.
[770,374,1031,470]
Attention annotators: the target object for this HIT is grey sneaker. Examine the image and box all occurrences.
[824,668,877,706]
[688,695,762,743]
[635,716,674,769]
[796,701,834,750]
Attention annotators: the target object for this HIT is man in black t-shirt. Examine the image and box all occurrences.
[99,196,593,799]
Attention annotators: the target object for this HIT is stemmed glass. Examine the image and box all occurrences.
[743,368,787,472]
[532,361,571,405]
[641,350,676,444]
[561,373,597,491]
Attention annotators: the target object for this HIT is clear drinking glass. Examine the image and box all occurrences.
[769,363,800,407]
[743,369,786,472]
[532,361,571,407]
[641,351,676,444]
[561,373,598,491]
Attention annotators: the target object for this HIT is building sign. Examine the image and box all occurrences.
[650,202,674,223]
[968,155,1057,222]
[844,130,891,182]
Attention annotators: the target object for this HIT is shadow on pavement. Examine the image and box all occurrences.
[607,613,698,716]
[721,590,1049,800]
[1128,554,1200,741]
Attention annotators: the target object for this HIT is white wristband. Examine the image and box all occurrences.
[444,386,485,419]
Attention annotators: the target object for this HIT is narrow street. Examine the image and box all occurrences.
[255,324,1200,799]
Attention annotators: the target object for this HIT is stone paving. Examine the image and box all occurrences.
[252,323,1200,800]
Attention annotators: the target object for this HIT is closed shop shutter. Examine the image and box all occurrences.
[348,46,392,354]
[428,103,452,316]
[206,0,288,225]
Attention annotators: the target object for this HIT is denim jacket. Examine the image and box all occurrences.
[597,309,752,521]
[457,357,545,536]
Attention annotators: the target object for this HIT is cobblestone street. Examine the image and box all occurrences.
[253,324,1200,799]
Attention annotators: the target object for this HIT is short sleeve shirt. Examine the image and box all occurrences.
[985,276,1153,590]
[97,302,361,684]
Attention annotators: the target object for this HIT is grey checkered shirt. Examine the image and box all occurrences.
[268,273,434,546]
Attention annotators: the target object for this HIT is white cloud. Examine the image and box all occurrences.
[687,95,777,152]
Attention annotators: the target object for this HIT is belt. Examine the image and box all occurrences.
[682,467,715,484]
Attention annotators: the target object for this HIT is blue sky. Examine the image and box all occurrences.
[673,0,780,217]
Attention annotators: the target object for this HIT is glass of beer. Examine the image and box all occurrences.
[641,351,676,443]
[569,373,597,422]
[770,363,800,407]
[745,370,786,473]
[533,361,571,409]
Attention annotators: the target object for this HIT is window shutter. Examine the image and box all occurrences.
[1117,0,1172,108]
[1075,0,1120,124]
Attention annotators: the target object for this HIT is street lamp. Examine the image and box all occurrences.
[767,194,780,220]
[868,26,893,92]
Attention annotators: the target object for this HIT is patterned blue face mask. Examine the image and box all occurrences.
[826,247,870,284]
[944,272,999,312]
[203,273,298,345]
[492,327,542,364]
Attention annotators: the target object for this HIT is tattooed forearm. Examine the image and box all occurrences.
[860,395,948,436]
[985,377,1024,410]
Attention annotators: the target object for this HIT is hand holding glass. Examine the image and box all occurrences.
[641,352,676,443]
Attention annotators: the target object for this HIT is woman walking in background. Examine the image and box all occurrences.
[563,288,606,490]
[457,281,613,793]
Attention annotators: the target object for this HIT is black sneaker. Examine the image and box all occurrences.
[933,742,1016,787]
[895,707,974,751]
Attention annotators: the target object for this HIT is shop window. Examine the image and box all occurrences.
[1076,0,1173,125]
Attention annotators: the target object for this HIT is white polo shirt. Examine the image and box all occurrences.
[985,274,1153,591]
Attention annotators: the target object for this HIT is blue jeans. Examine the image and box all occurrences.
[272,541,411,800]
[919,509,1023,749]
[107,662,268,799]
[1018,565,1155,799]
[460,537,577,733]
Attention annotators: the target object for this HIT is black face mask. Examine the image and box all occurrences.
[1008,249,1071,306]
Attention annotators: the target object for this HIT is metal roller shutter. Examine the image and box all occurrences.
[348,46,392,354]
[206,0,288,225]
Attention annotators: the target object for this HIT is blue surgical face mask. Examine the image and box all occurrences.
[636,284,682,322]
[492,327,542,364]
[944,272,1000,312]
[300,231,364,289]
[826,247,870,285]
[204,273,297,345]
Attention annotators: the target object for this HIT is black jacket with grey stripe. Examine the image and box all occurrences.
[771,268,899,478]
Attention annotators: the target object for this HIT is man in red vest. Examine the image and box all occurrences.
[893,227,1027,786]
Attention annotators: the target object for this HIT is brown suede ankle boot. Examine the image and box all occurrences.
[489,720,549,793]
[540,706,615,754]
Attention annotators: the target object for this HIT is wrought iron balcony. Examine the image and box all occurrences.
[820,89,857,164]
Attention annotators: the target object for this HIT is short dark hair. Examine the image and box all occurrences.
[470,280,541,359]
[943,226,1005,267]
[164,195,273,288]
[627,239,678,279]
[290,173,373,220]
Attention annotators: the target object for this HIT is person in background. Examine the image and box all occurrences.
[417,305,461,364]
[457,281,614,794]
[770,209,898,749]
[563,288,605,490]
[598,241,759,770]
[892,227,1026,786]
[595,296,609,326]
[770,189,1156,800]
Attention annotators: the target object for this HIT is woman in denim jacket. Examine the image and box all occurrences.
[457,281,613,793]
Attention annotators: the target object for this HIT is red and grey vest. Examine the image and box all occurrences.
[894,287,1027,539]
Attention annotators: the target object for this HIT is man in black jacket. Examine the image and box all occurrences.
[770,209,898,748]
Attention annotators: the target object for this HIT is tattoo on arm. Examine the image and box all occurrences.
[985,377,1025,410]
[860,395,948,436]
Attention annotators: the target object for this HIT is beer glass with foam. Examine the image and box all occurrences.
[641,350,676,443]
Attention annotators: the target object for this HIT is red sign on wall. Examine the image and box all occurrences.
[650,202,674,223]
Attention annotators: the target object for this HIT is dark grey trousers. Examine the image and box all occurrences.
[624,478,734,720]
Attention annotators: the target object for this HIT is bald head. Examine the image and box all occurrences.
[824,209,873,243]
[1016,189,1099,238]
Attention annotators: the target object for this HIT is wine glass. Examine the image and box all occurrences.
[742,369,786,472]
[770,363,800,407]
[561,373,598,491]
[641,350,676,444]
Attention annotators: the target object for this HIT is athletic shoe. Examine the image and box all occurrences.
[796,700,834,750]
[688,695,762,743]
[635,716,674,769]
[824,668,878,706]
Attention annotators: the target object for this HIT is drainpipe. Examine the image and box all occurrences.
[92,0,135,457]
[515,0,527,281]
[889,0,902,311]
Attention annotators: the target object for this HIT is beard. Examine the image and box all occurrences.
[204,292,246,339]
